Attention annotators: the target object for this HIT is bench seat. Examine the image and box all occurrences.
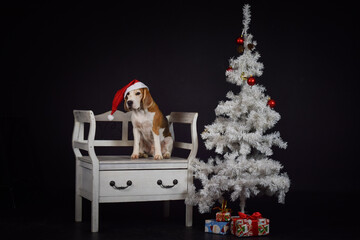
[78,156,188,170]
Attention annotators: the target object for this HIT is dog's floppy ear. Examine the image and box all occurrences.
[124,95,130,112]
[142,88,154,109]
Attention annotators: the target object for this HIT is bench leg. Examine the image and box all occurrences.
[75,160,82,222]
[91,200,99,232]
[163,201,170,218]
[91,163,100,232]
[185,204,193,227]
[75,194,82,222]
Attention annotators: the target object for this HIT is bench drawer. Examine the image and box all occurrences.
[99,170,188,197]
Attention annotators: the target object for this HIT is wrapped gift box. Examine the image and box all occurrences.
[205,219,230,235]
[216,211,231,222]
[230,212,270,237]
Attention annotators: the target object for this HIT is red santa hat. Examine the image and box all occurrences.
[107,79,148,120]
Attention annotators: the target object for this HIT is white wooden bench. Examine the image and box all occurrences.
[72,110,198,232]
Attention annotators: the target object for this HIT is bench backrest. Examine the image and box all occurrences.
[72,110,198,160]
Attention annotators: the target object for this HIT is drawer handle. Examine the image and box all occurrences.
[109,180,132,190]
[157,179,178,189]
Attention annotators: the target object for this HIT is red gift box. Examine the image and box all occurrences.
[213,200,231,222]
[230,212,270,237]
[216,211,231,222]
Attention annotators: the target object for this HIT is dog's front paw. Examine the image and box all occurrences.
[154,154,163,160]
[131,153,139,159]
[163,152,171,159]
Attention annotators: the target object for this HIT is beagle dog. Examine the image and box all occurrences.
[124,87,173,160]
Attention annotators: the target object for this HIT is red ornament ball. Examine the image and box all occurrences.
[247,76,256,86]
[227,66,233,71]
[267,99,276,108]
[236,37,244,45]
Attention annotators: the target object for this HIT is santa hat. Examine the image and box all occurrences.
[107,79,148,121]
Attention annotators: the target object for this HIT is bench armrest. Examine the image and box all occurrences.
[73,110,95,123]
[72,110,99,167]
[168,112,198,160]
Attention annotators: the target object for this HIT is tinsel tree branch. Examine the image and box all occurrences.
[242,4,251,36]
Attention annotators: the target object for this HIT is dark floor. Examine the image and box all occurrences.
[1,191,359,240]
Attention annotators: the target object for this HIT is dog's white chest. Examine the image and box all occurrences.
[131,110,155,140]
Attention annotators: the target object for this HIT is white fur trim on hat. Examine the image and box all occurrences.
[124,82,148,97]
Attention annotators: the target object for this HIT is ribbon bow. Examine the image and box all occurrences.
[213,200,232,213]
[238,212,262,220]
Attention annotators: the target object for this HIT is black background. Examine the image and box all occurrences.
[1,1,359,238]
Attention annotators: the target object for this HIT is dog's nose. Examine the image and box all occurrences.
[127,100,133,107]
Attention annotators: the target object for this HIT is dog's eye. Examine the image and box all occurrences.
[136,92,141,96]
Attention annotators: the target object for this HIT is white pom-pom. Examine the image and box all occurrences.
[107,114,114,121]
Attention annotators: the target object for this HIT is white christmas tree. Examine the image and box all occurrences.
[186,4,290,214]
